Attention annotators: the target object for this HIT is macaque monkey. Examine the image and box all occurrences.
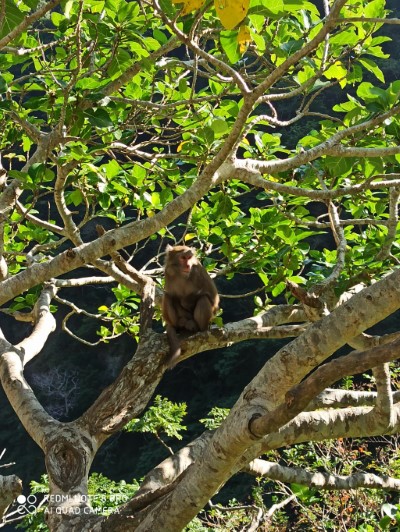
[162,245,219,368]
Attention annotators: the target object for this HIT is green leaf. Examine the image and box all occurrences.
[252,30,266,52]
[0,0,24,38]
[357,82,389,109]
[51,11,64,27]
[28,164,55,183]
[357,58,385,84]
[200,407,230,429]
[323,61,348,87]
[178,78,187,93]
[283,0,319,17]
[104,0,122,14]
[361,158,384,179]
[124,395,187,440]
[275,225,295,243]
[296,65,316,85]
[385,120,400,140]
[290,483,320,503]
[23,0,40,8]
[107,49,132,79]
[248,13,264,32]
[85,109,114,128]
[68,189,84,206]
[364,0,385,18]
[216,195,233,217]
[330,29,358,47]
[158,0,175,16]
[0,75,8,92]
[283,254,299,270]
[220,31,240,64]
[324,156,354,177]
[211,118,228,135]
[111,181,130,194]
[272,281,286,297]
[103,160,122,179]
[153,28,167,44]
[249,0,284,17]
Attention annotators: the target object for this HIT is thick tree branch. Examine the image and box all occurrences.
[77,332,165,442]
[373,364,395,426]
[260,404,400,452]
[16,283,57,366]
[250,338,400,437]
[0,284,60,449]
[245,458,400,491]
[0,338,61,449]
[306,388,400,410]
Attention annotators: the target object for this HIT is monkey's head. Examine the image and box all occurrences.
[165,245,196,277]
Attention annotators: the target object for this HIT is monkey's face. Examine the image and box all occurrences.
[178,251,195,277]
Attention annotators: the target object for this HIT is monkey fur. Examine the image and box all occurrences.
[162,245,219,368]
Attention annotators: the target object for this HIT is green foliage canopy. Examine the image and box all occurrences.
[1,0,399,320]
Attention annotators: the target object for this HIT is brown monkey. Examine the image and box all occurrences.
[162,245,219,368]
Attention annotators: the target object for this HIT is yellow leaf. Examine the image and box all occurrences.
[177,140,190,152]
[172,0,205,15]
[214,0,249,30]
[184,233,196,241]
[237,25,251,53]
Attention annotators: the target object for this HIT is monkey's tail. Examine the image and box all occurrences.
[166,324,181,369]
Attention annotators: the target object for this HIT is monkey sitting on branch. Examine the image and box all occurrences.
[162,245,219,368]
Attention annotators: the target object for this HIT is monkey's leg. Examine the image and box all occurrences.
[193,295,213,331]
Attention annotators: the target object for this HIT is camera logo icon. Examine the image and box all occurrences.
[16,494,38,515]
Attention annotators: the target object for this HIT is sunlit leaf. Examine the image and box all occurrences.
[324,61,348,88]
[211,118,228,134]
[220,30,240,63]
[237,25,251,53]
[214,0,250,30]
[177,140,190,152]
[172,0,205,15]
[364,0,385,18]
[357,57,385,84]
[68,190,84,206]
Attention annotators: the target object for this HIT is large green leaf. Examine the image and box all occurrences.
[0,0,25,38]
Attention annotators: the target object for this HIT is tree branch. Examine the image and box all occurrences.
[16,283,57,366]
[245,458,400,491]
[250,338,400,438]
